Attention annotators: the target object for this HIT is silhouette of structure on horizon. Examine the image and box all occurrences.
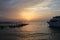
[0,21,28,29]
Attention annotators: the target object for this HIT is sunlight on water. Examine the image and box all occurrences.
[19,22,50,33]
[0,22,60,40]
[14,22,51,40]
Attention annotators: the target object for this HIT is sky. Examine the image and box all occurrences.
[0,0,60,21]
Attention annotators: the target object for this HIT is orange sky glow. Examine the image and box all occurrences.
[19,8,43,21]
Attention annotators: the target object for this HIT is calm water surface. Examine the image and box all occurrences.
[0,22,60,40]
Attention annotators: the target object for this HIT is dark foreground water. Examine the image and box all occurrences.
[0,22,60,40]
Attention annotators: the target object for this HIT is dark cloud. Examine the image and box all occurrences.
[0,0,43,14]
[0,0,20,13]
[0,0,44,20]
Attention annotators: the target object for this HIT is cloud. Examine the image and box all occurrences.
[36,0,60,15]
[0,0,43,14]
[47,0,60,11]
[36,0,60,11]
[0,0,44,20]
[0,0,60,21]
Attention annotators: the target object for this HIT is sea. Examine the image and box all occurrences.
[0,21,60,40]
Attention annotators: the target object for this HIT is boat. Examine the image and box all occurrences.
[47,16,60,27]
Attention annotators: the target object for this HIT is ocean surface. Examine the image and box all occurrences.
[0,21,60,40]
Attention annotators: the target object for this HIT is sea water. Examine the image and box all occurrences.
[0,21,60,40]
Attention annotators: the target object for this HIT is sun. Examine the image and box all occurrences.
[19,7,43,21]
[20,13,35,21]
[20,10,43,21]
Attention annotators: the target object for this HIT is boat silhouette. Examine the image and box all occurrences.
[47,16,60,28]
